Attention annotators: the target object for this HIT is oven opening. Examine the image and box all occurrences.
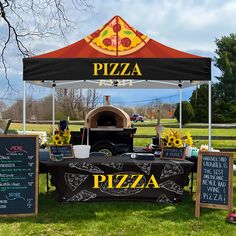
[97,112,117,127]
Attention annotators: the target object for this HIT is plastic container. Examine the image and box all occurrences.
[185,146,192,157]
[73,145,91,158]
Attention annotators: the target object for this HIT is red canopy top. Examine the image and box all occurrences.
[34,16,200,59]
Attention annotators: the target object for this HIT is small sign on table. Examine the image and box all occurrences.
[49,144,74,160]
[161,147,185,160]
[195,151,233,218]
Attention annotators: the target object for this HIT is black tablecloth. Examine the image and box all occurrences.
[41,156,193,203]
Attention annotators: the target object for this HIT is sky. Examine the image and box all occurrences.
[0,0,235,106]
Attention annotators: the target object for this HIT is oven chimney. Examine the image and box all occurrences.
[103,95,111,105]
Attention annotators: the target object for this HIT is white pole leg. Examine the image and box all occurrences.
[52,86,55,134]
[208,81,212,151]
[179,87,182,129]
[23,81,26,134]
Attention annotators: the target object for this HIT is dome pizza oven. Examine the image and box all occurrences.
[70,105,136,156]
[85,106,131,130]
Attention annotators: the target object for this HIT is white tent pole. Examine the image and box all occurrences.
[52,85,56,134]
[23,81,26,134]
[208,81,212,151]
[179,87,182,129]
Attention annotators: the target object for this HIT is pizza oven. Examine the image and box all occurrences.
[85,105,131,130]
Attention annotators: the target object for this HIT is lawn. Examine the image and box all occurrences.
[9,121,236,153]
[1,122,236,235]
[0,174,235,236]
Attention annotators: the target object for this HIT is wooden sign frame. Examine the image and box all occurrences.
[48,144,74,159]
[195,151,233,218]
[0,135,38,217]
[160,147,186,160]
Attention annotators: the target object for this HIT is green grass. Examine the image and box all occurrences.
[136,127,236,136]
[0,174,236,236]
[9,123,83,132]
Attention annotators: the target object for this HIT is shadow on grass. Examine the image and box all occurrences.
[0,190,198,224]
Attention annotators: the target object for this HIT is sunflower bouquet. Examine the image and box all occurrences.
[49,129,71,146]
[161,129,193,148]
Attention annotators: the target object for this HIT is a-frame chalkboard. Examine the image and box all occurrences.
[195,151,233,218]
[0,135,38,217]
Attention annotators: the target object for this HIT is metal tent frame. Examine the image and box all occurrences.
[22,79,212,150]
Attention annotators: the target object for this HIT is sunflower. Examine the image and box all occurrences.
[52,134,61,142]
[163,142,167,147]
[174,138,183,148]
[55,139,63,146]
[168,136,176,143]
[167,142,173,147]
[186,137,193,146]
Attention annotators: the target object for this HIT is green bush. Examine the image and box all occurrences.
[174,101,195,124]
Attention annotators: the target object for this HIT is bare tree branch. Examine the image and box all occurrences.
[0,0,92,95]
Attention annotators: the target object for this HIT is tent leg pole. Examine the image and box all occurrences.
[87,128,89,145]
[23,81,26,134]
[179,87,182,129]
[208,81,212,151]
[52,86,55,134]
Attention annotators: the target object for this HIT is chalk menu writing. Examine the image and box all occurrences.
[200,155,229,205]
[49,145,74,158]
[0,136,38,216]
[161,147,185,159]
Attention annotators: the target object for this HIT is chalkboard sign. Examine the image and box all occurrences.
[161,147,185,160]
[49,145,74,159]
[195,151,233,218]
[0,135,38,217]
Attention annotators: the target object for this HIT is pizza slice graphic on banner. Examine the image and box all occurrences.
[67,190,96,202]
[159,180,183,195]
[134,161,152,175]
[156,194,173,204]
[69,162,104,173]
[85,16,149,56]
[64,173,88,191]
[101,162,123,171]
[160,162,184,179]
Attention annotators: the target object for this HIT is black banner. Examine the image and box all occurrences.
[41,156,193,203]
[23,58,211,81]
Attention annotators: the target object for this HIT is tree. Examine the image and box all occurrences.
[190,84,222,123]
[0,101,6,118]
[0,0,91,89]
[215,33,236,103]
[190,85,208,122]
[213,33,236,122]
[174,101,194,124]
[56,88,100,120]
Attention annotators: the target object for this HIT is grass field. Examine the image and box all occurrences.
[0,174,235,236]
[1,121,236,235]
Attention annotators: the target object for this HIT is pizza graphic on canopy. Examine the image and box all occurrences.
[85,16,149,56]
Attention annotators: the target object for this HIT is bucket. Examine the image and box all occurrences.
[73,145,91,158]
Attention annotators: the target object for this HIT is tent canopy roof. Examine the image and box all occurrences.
[33,16,201,59]
[23,16,211,88]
